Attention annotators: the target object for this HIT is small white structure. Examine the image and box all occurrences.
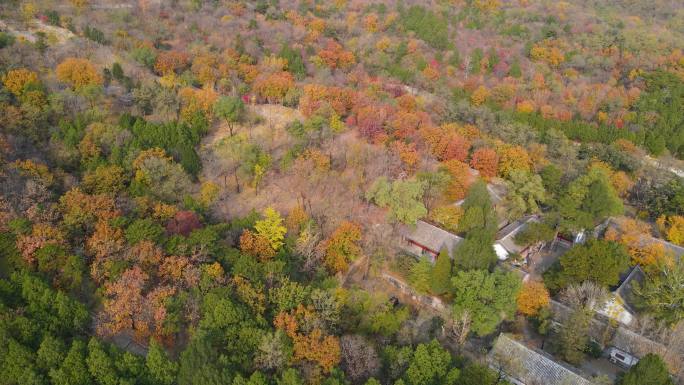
[608,347,639,368]
[494,243,509,260]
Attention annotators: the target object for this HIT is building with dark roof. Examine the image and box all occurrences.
[595,217,684,261]
[403,215,543,264]
[489,334,593,385]
[402,220,463,261]
[494,215,540,261]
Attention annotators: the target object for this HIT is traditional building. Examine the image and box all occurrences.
[494,215,542,262]
[489,334,593,385]
[403,215,545,265]
[593,217,684,326]
[595,217,684,261]
[402,220,463,261]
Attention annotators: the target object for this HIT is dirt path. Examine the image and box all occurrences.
[340,255,369,287]
[0,18,75,44]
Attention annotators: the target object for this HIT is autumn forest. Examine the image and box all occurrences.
[1,0,684,385]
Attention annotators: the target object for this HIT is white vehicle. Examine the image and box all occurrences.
[608,348,639,368]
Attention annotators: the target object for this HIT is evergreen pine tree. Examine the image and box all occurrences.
[619,353,673,385]
[431,247,452,295]
[509,59,522,78]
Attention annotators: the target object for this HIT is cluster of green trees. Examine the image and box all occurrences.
[0,262,509,385]
[502,69,684,160]
[366,177,427,225]
[634,261,684,326]
[637,178,684,219]
[3,0,684,382]
[52,111,208,184]
[632,71,684,158]
[278,45,306,80]
[121,113,208,177]
[544,239,630,292]
[0,117,511,385]
[0,270,177,385]
[398,5,450,50]
[618,353,673,385]
[83,25,107,45]
[556,164,624,231]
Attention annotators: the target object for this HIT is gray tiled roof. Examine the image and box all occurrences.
[496,215,540,254]
[487,182,508,206]
[614,265,646,312]
[453,179,508,207]
[598,217,684,261]
[650,237,684,259]
[404,220,463,255]
[489,334,593,385]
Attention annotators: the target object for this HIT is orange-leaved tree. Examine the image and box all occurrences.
[274,306,341,373]
[319,221,362,273]
[517,280,550,316]
[86,220,125,283]
[470,147,498,179]
[317,40,355,70]
[56,58,103,90]
[442,159,473,201]
[657,215,684,246]
[59,188,120,230]
[16,223,66,265]
[253,72,295,104]
[154,50,189,75]
[100,266,148,336]
[291,328,341,374]
[2,68,39,96]
[239,229,276,261]
[604,217,674,269]
[470,85,489,106]
[392,141,420,172]
[444,134,471,162]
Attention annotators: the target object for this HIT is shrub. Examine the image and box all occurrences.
[400,6,449,50]
[125,218,165,245]
[83,25,107,44]
[132,46,157,69]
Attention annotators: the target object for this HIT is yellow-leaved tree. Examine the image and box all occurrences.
[605,216,674,269]
[657,215,684,246]
[3,68,38,96]
[56,58,102,90]
[517,280,550,316]
[320,221,362,273]
[254,207,287,251]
